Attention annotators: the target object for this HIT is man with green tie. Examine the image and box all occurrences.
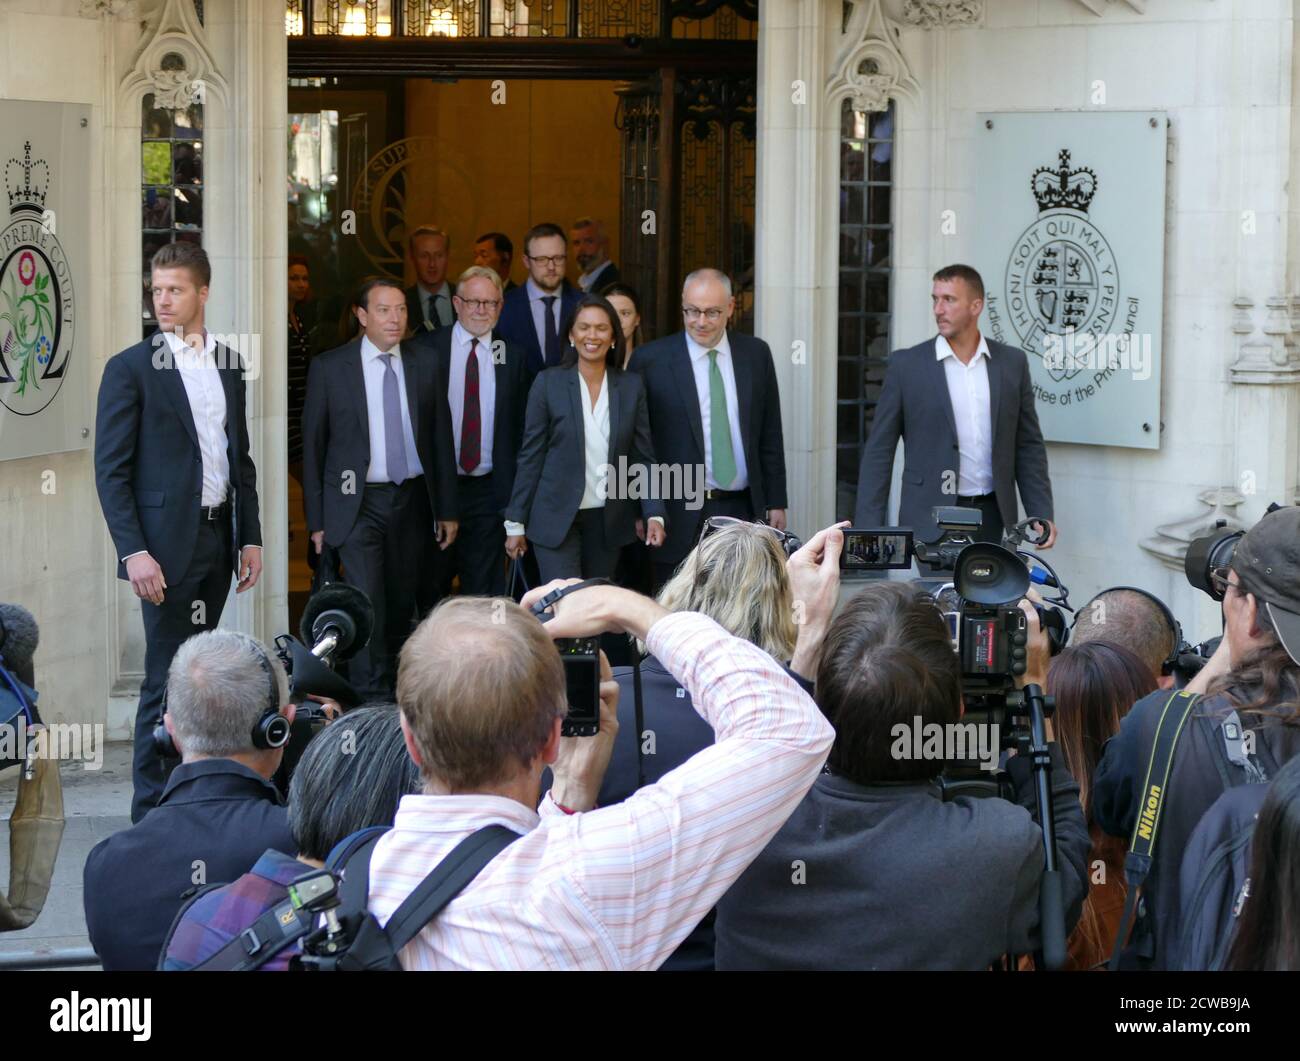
[629,268,789,588]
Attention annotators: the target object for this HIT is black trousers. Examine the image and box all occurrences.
[338,477,432,701]
[653,494,755,592]
[133,516,232,823]
[437,472,507,598]
[957,492,1005,545]
[533,508,620,583]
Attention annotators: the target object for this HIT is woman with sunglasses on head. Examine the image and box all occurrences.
[504,294,666,582]
[579,519,845,971]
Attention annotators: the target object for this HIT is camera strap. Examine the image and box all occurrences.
[1107,688,1201,971]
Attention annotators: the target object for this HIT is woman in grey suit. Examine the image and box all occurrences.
[505,295,666,582]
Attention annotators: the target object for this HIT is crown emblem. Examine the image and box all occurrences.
[1030,149,1096,213]
[5,141,50,215]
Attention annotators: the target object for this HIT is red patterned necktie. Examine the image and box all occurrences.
[460,338,481,473]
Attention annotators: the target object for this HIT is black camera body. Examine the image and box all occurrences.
[557,637,600,737]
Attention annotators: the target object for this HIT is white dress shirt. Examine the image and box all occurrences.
[166,328,229,506]
[364,611,835,970]
[417,281,452,329]
[526,278,565,357]
[360,336,424,484]
[936,333,995,496]
[686,333,749,491]
[578,372,610,510]
[448,322,496,477]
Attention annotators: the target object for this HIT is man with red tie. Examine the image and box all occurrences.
[420,267,528,598]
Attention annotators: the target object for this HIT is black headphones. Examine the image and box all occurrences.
[152,633,291,758]
[1072,585,1184,676]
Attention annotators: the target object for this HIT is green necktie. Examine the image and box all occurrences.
[708,349,738,490]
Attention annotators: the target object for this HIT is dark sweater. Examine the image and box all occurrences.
[715,744,1090,970]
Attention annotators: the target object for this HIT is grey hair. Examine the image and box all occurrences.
[166,630,288,758]
[456,265,504,294]
[287,704,421,862]
[572,217,607,239]
[682,268,732,297]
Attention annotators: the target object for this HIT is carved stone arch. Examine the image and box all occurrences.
[119,0,228,111]
[828,0,919,113]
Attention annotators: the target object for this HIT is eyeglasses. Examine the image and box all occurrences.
[699,516,804,558]
[1210,565,1236,599]
[682,306,725,322]
[527,255,567,267]
[455,298,501,312]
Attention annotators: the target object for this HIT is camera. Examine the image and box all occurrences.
[557,638,600,737]
[839,528,915,572]
[1185,522,1244,602]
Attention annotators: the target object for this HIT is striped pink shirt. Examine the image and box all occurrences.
[365,611,835,969]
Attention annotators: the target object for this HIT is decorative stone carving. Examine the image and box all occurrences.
[1140,488,1247,572]
[119,0,228,110]
[829,0,920,113]
[79,0,135,16]
[1229,294,1300,385]
[900,0,983,28]
[1072,0,1147,14]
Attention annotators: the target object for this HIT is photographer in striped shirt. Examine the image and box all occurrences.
[365,577,836,969]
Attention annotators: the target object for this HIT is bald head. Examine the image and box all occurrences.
[396,597,565,790]
[681,269,735,347]
[1071,588,1177,677]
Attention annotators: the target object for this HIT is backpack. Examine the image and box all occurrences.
[168,825,518,971]
[1174,782,1268,970]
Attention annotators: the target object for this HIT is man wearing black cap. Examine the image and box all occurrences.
[1093,505,1300,970]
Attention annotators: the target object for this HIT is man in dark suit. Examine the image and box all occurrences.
[404,225,454,337]
[473,231,518,293]
[571,217,620,293]
[95,242,263,823]
[303,277,460,699]
[854,264,1056,550]
[497,222,582,380]
[420,265,527,598]
[629,268,789,587]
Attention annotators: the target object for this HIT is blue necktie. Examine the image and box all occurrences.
[381,354,409,484]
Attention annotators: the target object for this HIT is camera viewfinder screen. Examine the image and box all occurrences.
[842,530,914,570]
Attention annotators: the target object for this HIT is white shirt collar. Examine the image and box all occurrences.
[361,334,401,360]
[935,332,990,362]
[686,331,731,363]
[452,321,491,349]
[526,277,563,302]
[161,327,216,359]
[417,281,449,301]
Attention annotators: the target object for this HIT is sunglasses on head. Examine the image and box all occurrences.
[698,516,804,558]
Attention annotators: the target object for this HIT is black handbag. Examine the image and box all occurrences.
[507,555,531,604]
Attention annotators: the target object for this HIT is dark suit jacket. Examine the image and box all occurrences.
[629,331,788,564]
[583,261,621,293]
[497,281,583,380]
[419,326,528,515]
[83,759,294,971]
[94,335,261,585]
[404,283,452,337]
[505,366,664,550]
[853,337,1054,544]
[302,337,459,547]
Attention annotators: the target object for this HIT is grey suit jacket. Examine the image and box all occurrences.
[853,336,1053,544]
[505,366,664,550]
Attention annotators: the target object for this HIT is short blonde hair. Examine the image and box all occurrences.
[396,597,565,790]
[656,524,797,659]
[456,265,504,295]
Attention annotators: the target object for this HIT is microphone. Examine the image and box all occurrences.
[0,603,40,688]
[275,582,376,710]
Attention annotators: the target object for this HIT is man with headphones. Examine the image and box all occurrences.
[82,630,302,971]
[1071,586,1186,689]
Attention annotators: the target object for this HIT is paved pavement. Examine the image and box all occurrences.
[0,742,133,968]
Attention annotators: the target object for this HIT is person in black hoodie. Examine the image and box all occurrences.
[714,581,1090,970]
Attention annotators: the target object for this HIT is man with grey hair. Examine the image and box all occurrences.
[1071,587,1180,690]
[83,629,300,970]
[630,268,789,588]
[571,218,620,293]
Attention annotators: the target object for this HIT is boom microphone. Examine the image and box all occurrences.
[275,582,376,711]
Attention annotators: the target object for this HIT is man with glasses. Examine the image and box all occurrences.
[303,278,460,698]
[1092,505,1300,969]
[498,222,583,381]
[629,268,789,588]
[418,266,528,598]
